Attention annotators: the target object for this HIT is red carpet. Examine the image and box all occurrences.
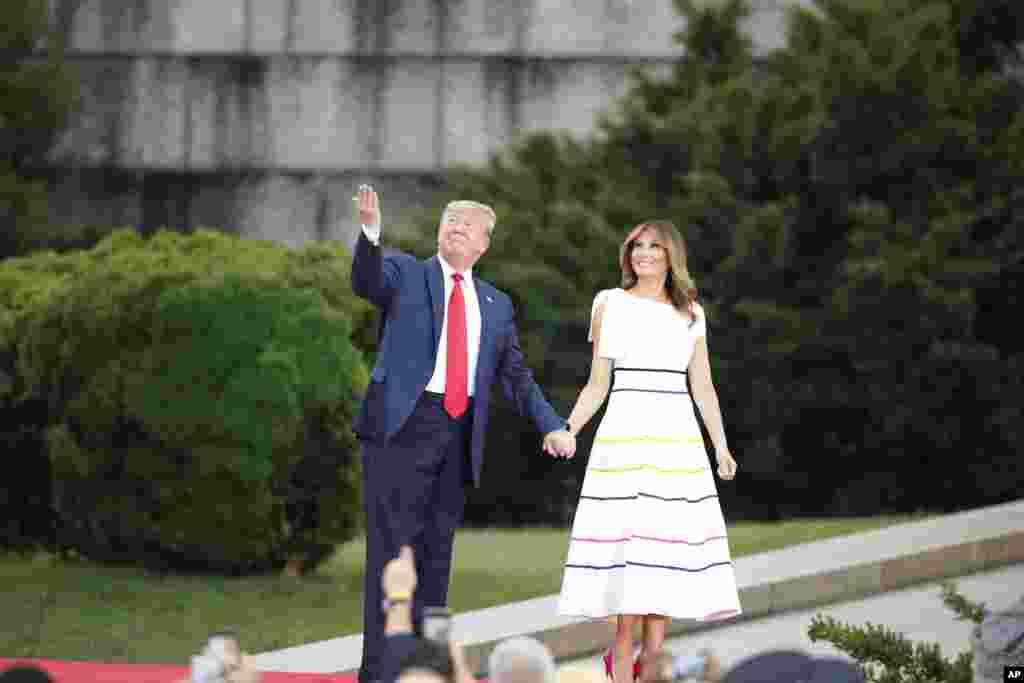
[0,658,355,682]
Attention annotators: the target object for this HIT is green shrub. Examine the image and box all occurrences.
[0,251,67,551]
[0,228,373,573]
[808,582,986,683]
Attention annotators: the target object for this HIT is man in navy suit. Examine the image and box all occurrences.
[351,185,576,683]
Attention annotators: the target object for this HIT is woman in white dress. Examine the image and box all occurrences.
[558,221,740,683]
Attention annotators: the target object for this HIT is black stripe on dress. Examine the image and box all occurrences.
[613,367,688,375]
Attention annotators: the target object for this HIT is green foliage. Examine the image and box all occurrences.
[397,0,1024,523]
[940,582,988,624]
[807,582,984,683]
[0,229,373,572]
[0,0,86,259]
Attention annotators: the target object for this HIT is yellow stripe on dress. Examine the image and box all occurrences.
[588,464,708,475]
[594,436,704,445]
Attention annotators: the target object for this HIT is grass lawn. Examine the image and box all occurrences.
[0,515,924,664]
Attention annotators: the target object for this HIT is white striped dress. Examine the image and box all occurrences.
[557,288,742,622]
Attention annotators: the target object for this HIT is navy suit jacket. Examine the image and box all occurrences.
[350,232,564,487]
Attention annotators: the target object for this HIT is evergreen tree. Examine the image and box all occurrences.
[395,0,1024,522]
[0,0,80,260]
[0,230,374,571]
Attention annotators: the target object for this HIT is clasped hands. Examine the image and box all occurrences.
[543,429,576,459]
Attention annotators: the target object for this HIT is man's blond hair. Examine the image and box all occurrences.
[441,200,497,234]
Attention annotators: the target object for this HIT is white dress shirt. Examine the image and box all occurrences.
[363,224,482,396]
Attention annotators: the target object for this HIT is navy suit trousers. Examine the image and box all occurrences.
[359,392,472,683]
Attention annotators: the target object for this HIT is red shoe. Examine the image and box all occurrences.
[602,648,641,681]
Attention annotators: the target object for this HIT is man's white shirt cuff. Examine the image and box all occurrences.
[362,224,381,246]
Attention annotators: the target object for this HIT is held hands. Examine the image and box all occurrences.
[716,449,738,481]
[354,184,381,231]
[543,430,576,459]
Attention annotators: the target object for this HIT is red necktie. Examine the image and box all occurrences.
[444,273,469,418]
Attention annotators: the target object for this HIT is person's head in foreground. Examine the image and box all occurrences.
[188,629,259,683]
[619,220,699,320]
[720,650,864,683]
[437,200,496,272]
[397,637,456,683]
[639,650,681,683]
[637,649,721,683]
[488,636,557,683]
[555,667,606,683]
[206,630,243,670]
[0,666,53,683]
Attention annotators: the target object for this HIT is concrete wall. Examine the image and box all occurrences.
[45,0,804,245]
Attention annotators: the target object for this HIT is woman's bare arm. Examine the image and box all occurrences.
[688,335,729,454]
[566,301,614,437]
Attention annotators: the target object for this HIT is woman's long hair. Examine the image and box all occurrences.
[619,220,698,324]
